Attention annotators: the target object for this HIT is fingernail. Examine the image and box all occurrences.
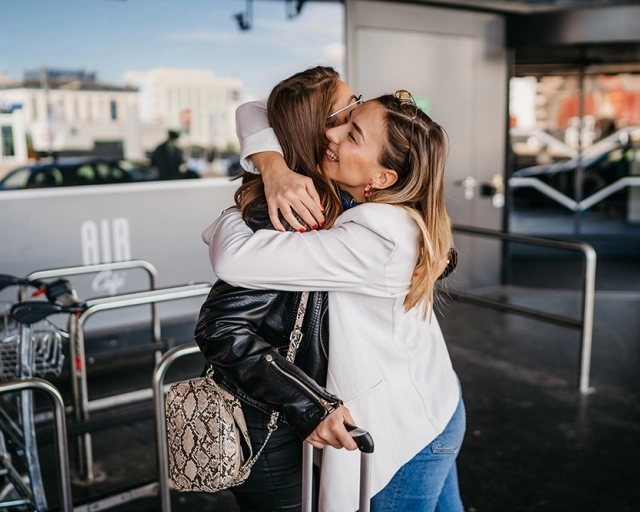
[299,228,306,233]
[320,221,326,227]
[319,202,325,211]
[312,224,318,230]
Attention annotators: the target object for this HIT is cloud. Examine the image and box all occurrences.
[322,42,345,64]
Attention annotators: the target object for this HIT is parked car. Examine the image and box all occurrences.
[512,127,640,211]
[0,157,156,191]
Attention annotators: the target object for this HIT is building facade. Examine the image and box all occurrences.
[124,68,242,152]
[0,69,142,168]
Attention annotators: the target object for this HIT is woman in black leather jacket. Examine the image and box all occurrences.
[195,67,357,512]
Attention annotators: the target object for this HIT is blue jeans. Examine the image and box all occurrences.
[370,394,466,512]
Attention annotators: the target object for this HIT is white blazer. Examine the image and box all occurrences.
[203,204,459,512]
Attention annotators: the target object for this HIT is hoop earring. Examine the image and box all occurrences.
[364,183,375,198]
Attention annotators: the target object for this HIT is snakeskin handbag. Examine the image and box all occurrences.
[166,292,310,493]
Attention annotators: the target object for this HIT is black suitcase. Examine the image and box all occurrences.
[302,424,375,512]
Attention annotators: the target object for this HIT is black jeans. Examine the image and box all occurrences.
[230,404,318,512]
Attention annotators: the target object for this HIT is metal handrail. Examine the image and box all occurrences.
[0,378,73,512]
[508,175,640,212]
[22,260,161,343]
[71,284,211,483]
[152,343,202,512]
[451,224,596,394]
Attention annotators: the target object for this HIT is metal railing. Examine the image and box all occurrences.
[509,175,640,212]
[450,225,596,394]
[21,260,161,342]
[152,343,202,512]
[69,284,211,483]
[0,378,73,512]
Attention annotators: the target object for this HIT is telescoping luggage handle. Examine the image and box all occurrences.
[302,423,375,512]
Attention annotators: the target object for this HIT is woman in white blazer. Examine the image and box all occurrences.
[204,92,466,512]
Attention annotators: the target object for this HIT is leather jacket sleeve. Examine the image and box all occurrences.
[194,280,342,440]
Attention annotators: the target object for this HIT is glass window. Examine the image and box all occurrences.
[32,168,63,188]
[76,164,96,183]
[110,163,125,180]
[1,125,15,157]
[95,162,111,179]
[110,100,117,120]
[1,168,30,189]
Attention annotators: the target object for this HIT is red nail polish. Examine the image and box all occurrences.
[299,228,306,233]
[319,202,325,211]
[312,224,318,230]
[320,221,326,227]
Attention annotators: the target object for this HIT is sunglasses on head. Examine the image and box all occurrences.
[395,90,419,119]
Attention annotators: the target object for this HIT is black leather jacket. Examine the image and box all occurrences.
[194,210,341,441]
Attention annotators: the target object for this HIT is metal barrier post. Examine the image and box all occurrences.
[72,317,95,482]
[18,324,47,510]
[579,245,597,394]
[0,378,73,512]
[451,225,597,394]
[72,284,210,483]
[301,443,314,512]
[23,260,161,343]
[152,343,202,512]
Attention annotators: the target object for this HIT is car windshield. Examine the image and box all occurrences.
[1,167,31,189]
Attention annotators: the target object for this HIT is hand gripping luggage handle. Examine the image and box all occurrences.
[302,424,374,512]
[344,423,375,454]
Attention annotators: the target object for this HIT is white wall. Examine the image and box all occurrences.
[0,178,239,332]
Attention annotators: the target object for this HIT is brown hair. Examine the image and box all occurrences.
[371,95,453,317]
[234,66,343,228]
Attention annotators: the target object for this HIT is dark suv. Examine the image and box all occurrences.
[0,157,156,191]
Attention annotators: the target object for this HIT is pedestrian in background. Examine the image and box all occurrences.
[151,130,183,180]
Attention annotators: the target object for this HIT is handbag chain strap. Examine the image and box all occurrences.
[235,291,310,480]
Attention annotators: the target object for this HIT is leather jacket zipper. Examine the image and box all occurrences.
[319,307,329,360]
[266,355,337,413]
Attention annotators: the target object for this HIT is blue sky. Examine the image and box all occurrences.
[0,0,344,99]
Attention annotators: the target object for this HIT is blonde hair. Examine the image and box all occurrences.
[371,95,452,317]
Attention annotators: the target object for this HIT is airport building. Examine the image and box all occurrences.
[0,69,141,167]
[124,67,242,152]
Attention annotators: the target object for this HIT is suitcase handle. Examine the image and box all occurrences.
[345,423,375,454]
[302,424,374,512]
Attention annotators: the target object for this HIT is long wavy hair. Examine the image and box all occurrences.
[234,66,343,229]
[371,95,453,317]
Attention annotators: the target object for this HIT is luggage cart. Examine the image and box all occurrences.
[69,284,212,483]
[0,300,78,511]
